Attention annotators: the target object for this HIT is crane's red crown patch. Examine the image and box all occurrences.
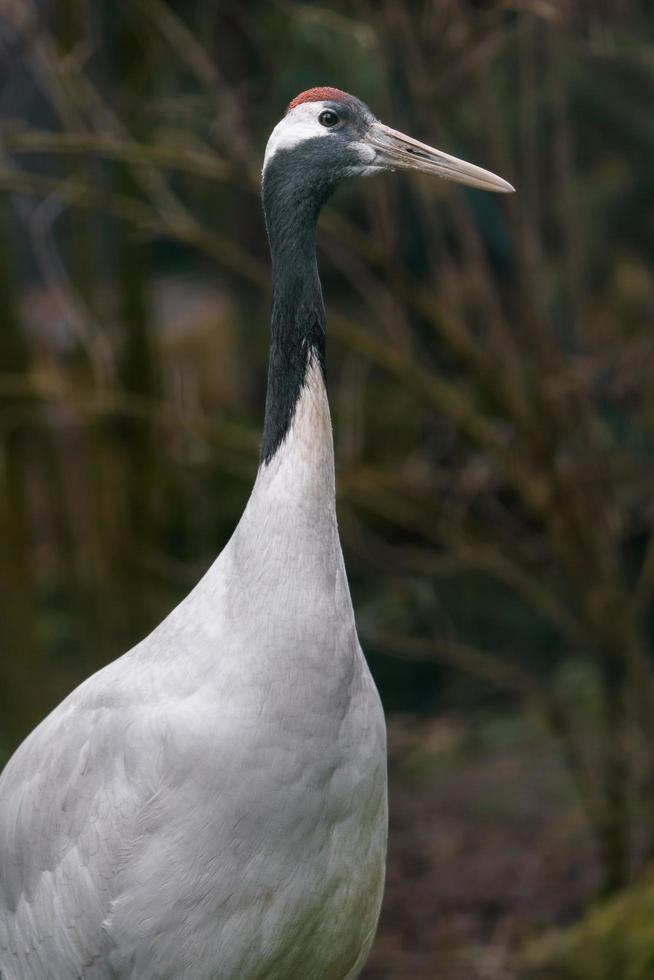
[286,87,351,113]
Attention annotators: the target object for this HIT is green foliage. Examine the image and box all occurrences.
[524,868,654,980]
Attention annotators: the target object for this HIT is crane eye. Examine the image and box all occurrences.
[319,109,339,128]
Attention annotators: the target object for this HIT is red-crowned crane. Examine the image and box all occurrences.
[0,88,513,980]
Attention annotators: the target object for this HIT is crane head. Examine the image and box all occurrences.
[263,86,514,195]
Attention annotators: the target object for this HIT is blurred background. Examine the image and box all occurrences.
[1,0,654,976]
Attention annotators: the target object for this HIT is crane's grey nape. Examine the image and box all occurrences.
[0,85,513,980]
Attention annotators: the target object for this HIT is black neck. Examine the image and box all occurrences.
[260,158,331,464]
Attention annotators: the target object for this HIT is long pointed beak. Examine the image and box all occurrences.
[366,122,515,194]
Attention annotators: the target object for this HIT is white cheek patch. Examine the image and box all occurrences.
[263,102,333,170]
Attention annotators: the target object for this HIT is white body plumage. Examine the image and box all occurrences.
[0,363,387,979]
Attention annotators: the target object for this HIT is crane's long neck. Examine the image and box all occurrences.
[256,168,335,521]
[221,169,340,591]
[211,160,348,632]
[260,179,327,466]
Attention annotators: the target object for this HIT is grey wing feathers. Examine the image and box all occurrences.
[0,670,154,980]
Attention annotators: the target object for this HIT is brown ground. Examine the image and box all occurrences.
[362,713,597,980]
